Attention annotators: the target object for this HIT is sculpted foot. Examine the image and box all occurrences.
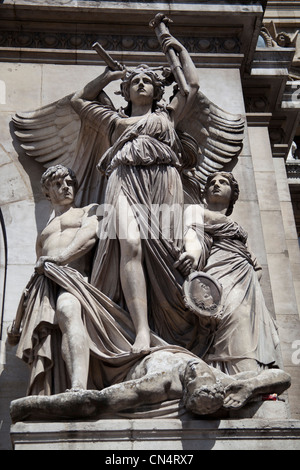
[131,330,151,354]
[223,381,253,409]
[65,388,86,393]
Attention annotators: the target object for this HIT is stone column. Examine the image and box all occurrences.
[248,114,300,419]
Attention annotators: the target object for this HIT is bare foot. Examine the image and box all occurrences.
[131,329,151,354]
[65,388,85,393]
[223,380,253,409]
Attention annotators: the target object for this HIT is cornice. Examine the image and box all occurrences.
[1,1,266,15]
[0,2,259,69]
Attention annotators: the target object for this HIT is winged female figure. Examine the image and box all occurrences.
[12,14,245,356]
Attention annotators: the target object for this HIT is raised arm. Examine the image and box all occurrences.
[162,35,199,126]
[70,67,126,114]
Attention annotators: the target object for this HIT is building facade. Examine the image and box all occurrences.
[1,0,300,450]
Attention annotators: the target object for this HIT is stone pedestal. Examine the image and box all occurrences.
[10,417,300,450]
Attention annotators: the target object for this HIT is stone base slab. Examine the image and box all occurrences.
[11,418,300,450]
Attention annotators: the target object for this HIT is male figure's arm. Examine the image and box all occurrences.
[35,205,98,273]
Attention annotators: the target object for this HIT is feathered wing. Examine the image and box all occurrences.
[13,94,80,168]
[12,92,114,206]
[176,90,245,202]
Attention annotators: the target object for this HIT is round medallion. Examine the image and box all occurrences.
[183,271,223,319]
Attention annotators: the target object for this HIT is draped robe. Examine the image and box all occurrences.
[84,102,211,356]
[16,262,195,395]
[193,220,280,374]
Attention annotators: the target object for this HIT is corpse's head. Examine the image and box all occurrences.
[183,360,225,415]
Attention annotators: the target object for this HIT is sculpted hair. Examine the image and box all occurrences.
[183,381,225,415]
[203,171,240,216]
[183,361,225,415]
[41,165,78,195]
[119,65,165,114]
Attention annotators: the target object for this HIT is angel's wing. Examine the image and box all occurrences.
[176,90,245,201]
[13,94,80,168]
[12,92,114,206]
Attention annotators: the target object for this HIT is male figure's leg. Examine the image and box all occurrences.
[56,289,89,391]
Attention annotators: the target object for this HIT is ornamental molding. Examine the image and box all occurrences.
[0,30,241,55]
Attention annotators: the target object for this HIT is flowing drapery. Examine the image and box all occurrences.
[193,220,280,374]
[16,262,195,395]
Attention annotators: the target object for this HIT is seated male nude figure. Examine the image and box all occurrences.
[35,164,98,392]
